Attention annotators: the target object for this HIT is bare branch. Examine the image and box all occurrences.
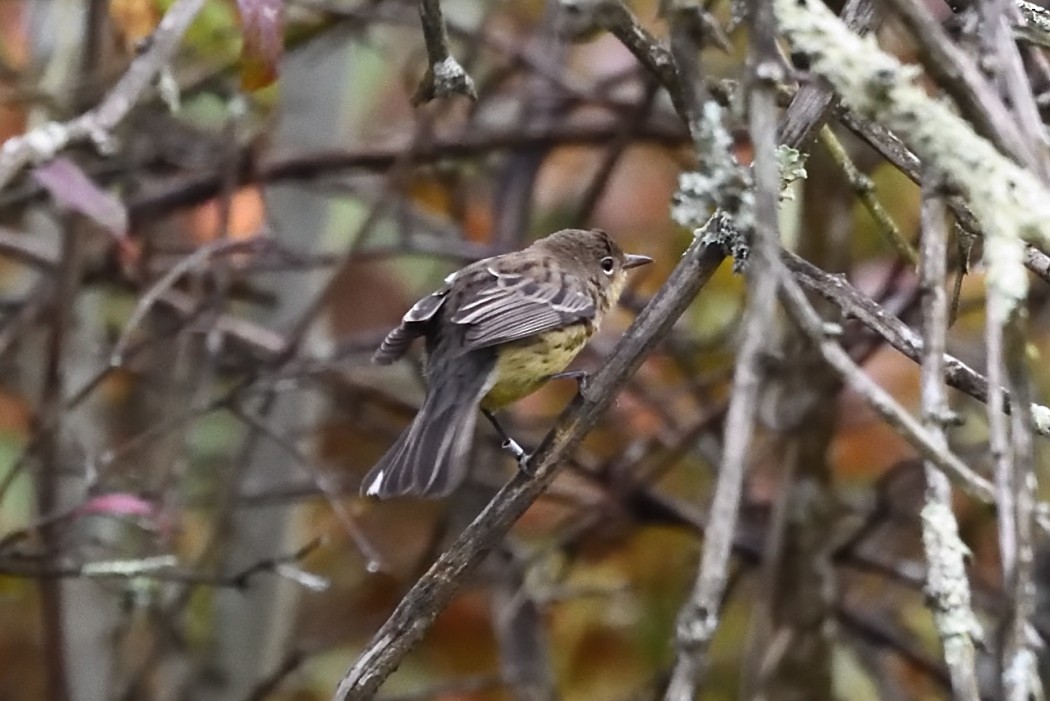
[880,0,1037,169]
[777,265,995,504]
[109,236,266,366]
[917,172,982,701]
[776,0,879,146]
[666,0,782,694]
[782,250,1050,435]
[411,0,476,104]
[124,117,689,222]
[816,125,917,266]
[0,0,205,191]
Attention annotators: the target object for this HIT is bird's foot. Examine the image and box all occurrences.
[484,408,536,476]
[500,438,535,476]
[547,369,591,398]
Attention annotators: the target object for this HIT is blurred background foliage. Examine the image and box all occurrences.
[0,0,1043,699]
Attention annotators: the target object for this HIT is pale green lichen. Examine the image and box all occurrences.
[776,145,808,201]
[1017,1,1050,49]
[671,100,754,236]
[920,501,984,642]
[774,0,1050,321]
[671,123,808,271]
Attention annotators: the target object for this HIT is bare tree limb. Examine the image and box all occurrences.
[777,263,996,503]
[994,311,1040,701]
[34,219,82,701]
[123,118,689,222]
[776,0,879,147]
[561,0,683,117]
[665,0,782,694]
[917,172,981,701]
[880,0,1037,169]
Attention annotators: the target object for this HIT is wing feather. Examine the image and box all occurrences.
[372,281,452,364]
[450,267,594,349]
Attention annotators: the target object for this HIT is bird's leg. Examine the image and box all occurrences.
[481,408,534,475]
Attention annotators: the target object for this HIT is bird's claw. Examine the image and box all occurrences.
[548,370,591,397]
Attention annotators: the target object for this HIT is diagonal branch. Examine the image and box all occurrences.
[782,249,1050,435]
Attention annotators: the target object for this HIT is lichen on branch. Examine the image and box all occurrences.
[774,0,1050,321]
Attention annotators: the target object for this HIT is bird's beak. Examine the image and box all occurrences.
[623,254,653,270]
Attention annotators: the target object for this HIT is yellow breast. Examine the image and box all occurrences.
[481,323,592,410]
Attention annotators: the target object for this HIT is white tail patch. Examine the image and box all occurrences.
[364,470,386,497]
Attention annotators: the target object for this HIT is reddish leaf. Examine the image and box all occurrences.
[78,493,155,519]
[32,157,128,237]
[236,0,283,90]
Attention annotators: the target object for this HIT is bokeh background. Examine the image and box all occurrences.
[0,0,1046,699]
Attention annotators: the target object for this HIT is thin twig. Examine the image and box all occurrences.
[109,236,265,366]
[917,172,981,701]
[562,0,683,117]
[816,125,917,265]
[230,404,385,572]
[411,0,476,104]
[777,264,995,504]
[782,249,1050,435]
[665,0,782,694]
[0,0,206,191]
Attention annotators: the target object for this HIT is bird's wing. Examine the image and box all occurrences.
[450,265,595,350]
[372,277,453,364]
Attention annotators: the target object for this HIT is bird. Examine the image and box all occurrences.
[361,228,652,498]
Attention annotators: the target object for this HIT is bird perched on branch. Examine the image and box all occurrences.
[362,228,652,498]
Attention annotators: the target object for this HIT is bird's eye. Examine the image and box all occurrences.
[600,256,615,275]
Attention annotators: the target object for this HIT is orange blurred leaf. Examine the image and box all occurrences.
[109,0,159,50]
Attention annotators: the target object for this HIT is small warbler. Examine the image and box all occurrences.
[362,228,652,498]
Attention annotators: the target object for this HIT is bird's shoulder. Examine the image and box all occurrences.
[449,253,593,312]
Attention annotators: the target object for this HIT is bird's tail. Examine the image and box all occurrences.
[361,358,492,498]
